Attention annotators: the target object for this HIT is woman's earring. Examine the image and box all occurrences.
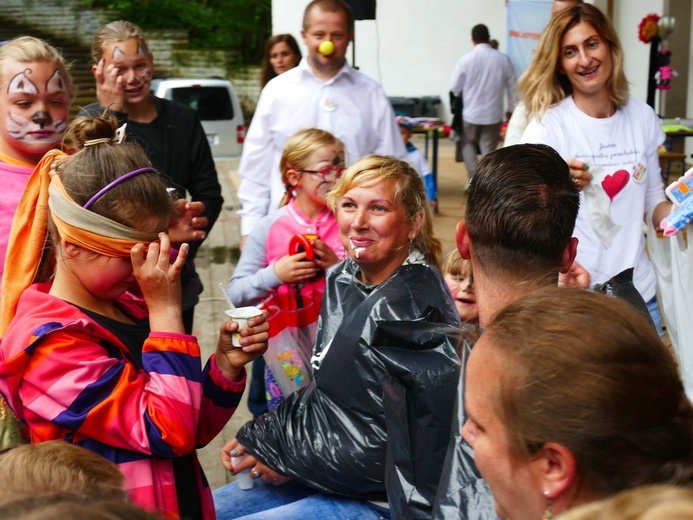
[542,493,553,520]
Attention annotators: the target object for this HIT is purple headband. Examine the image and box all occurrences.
[83,167,158,209]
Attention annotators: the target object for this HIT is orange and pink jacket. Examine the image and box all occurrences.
[0,283,245,519]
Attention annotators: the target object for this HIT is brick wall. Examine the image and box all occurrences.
[230,68,262,125]
[1,0,263,120]
[2,0,116,47]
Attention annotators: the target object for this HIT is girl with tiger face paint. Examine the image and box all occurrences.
[0,38,71,164]
[0,36,72,450]
[0,36,72,295]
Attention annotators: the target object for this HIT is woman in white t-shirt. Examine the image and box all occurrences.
[519,3,671,334]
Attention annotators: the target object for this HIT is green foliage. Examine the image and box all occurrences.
[87,0,271,63]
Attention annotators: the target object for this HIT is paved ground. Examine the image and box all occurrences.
[193,135,469,490]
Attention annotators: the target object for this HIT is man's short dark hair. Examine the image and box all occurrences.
[465,144,579,281]
[303,0,355,33]
[471,24,490,43]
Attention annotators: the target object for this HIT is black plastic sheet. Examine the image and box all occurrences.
[236,259,462,501]
[432,338,499,520]
[591,267,655,329]
[373,321,474,519]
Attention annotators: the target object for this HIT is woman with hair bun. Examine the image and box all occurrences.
[463,286,693,520]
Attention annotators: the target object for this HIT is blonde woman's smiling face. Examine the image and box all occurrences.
[337,178,417,285]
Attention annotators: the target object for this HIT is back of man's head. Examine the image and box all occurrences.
[465,144,579,282]
[303,0,354,32]
[471,24,490,43]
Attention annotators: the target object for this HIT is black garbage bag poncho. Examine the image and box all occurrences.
[591,267,656,329]
[432,337,499,520]
[373,321,477,519]
[236,256,462,501]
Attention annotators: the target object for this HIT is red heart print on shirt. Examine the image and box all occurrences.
[602,170,629,200]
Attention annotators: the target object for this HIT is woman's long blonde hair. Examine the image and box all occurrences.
[518,4,628,120]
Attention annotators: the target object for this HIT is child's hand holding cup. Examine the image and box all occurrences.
[225,306,264,347]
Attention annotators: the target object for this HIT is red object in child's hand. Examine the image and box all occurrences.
[288,234,317,260]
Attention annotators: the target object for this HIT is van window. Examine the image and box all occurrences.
[169,87,234,121]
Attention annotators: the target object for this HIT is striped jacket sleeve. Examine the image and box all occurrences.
[21,328,240,456]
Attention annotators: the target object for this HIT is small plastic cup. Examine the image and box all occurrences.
[225,306,263,347]
[231,455,255,490]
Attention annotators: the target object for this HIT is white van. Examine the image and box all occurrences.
[152,78,245,158]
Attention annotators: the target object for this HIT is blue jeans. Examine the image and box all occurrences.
[646,296,665,340]
[213,480,390,520]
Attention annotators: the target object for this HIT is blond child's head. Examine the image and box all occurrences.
[442,248,478,323]
[0,441,125,499]
[0,36,72,164]
[279,128,345,209]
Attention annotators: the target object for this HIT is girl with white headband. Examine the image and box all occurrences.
[0,114,269,520]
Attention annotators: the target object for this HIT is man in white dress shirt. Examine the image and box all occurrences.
[237,0,405,242]
[450,24,516,184]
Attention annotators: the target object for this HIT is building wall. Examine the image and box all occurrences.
[274,0,684,121]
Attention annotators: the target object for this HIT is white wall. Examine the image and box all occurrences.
[273,0,509,117]
[274,0,685,120]
[613,0,665,102]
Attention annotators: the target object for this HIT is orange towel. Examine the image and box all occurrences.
[0,149,65,337]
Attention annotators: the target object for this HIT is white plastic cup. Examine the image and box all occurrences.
[230,455,255,490]
[225,306,263,347]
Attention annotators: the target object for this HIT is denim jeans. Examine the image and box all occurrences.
[213,480,390,520]
[646,296,665,340]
